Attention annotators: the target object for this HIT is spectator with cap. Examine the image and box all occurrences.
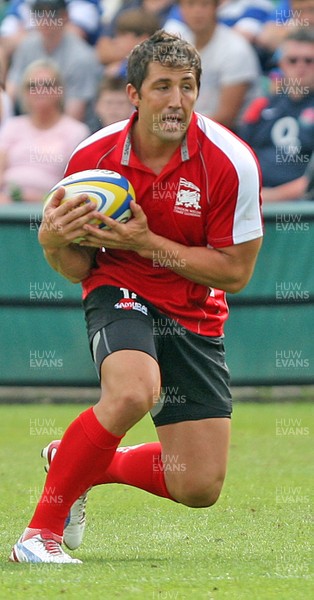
[5,0,102,126]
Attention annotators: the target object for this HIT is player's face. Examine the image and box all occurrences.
[128,62,198,145]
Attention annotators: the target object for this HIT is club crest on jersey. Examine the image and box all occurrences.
[174,178,201,216]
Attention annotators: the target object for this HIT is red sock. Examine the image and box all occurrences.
[29,407,123,536]
[93,442,175,501]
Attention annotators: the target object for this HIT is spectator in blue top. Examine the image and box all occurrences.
[238,27,314,201]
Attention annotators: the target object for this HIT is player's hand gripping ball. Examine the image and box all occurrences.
[44,169,136,242]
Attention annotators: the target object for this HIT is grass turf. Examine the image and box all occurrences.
[0,401,312,600]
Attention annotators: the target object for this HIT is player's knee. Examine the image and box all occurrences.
[121,388,154,416]
[174,479,223,508]
[100,384,157,420]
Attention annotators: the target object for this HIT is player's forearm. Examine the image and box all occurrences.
[139,234,261,293]
[42,245,94,283]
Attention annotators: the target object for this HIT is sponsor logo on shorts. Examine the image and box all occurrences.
[114,299,148,315]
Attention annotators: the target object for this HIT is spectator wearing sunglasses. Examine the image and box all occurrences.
[237,27,314,202]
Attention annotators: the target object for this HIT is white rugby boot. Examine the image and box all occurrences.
[10,529,82,563]
[41,440,89,550]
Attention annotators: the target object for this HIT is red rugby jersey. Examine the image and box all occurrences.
[64,112,263,336]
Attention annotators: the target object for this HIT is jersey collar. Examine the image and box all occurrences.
[118,111,199,168]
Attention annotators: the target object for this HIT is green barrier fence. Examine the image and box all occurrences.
[0,202,313,386]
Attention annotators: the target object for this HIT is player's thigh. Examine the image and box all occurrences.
[94,348,161,433]
[91,314,161,401]
[84,286,161,429]
[99,347,160,408]
[157,418,231,507]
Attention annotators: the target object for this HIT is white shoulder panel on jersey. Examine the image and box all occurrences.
[196,113,263,244]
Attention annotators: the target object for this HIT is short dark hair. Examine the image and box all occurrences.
[96,75,127,98]
[116,8,160,37]
[284,27,314,45]
[31,0,67,11]
[127,29,202,94]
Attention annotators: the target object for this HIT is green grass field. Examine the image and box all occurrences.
[0,401,312,600]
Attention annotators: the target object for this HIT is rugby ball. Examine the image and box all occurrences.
[44,168,136,232]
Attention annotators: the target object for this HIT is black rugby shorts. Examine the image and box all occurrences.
[83,285,232,426]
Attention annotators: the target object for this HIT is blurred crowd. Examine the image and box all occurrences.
[0,0,313,204]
